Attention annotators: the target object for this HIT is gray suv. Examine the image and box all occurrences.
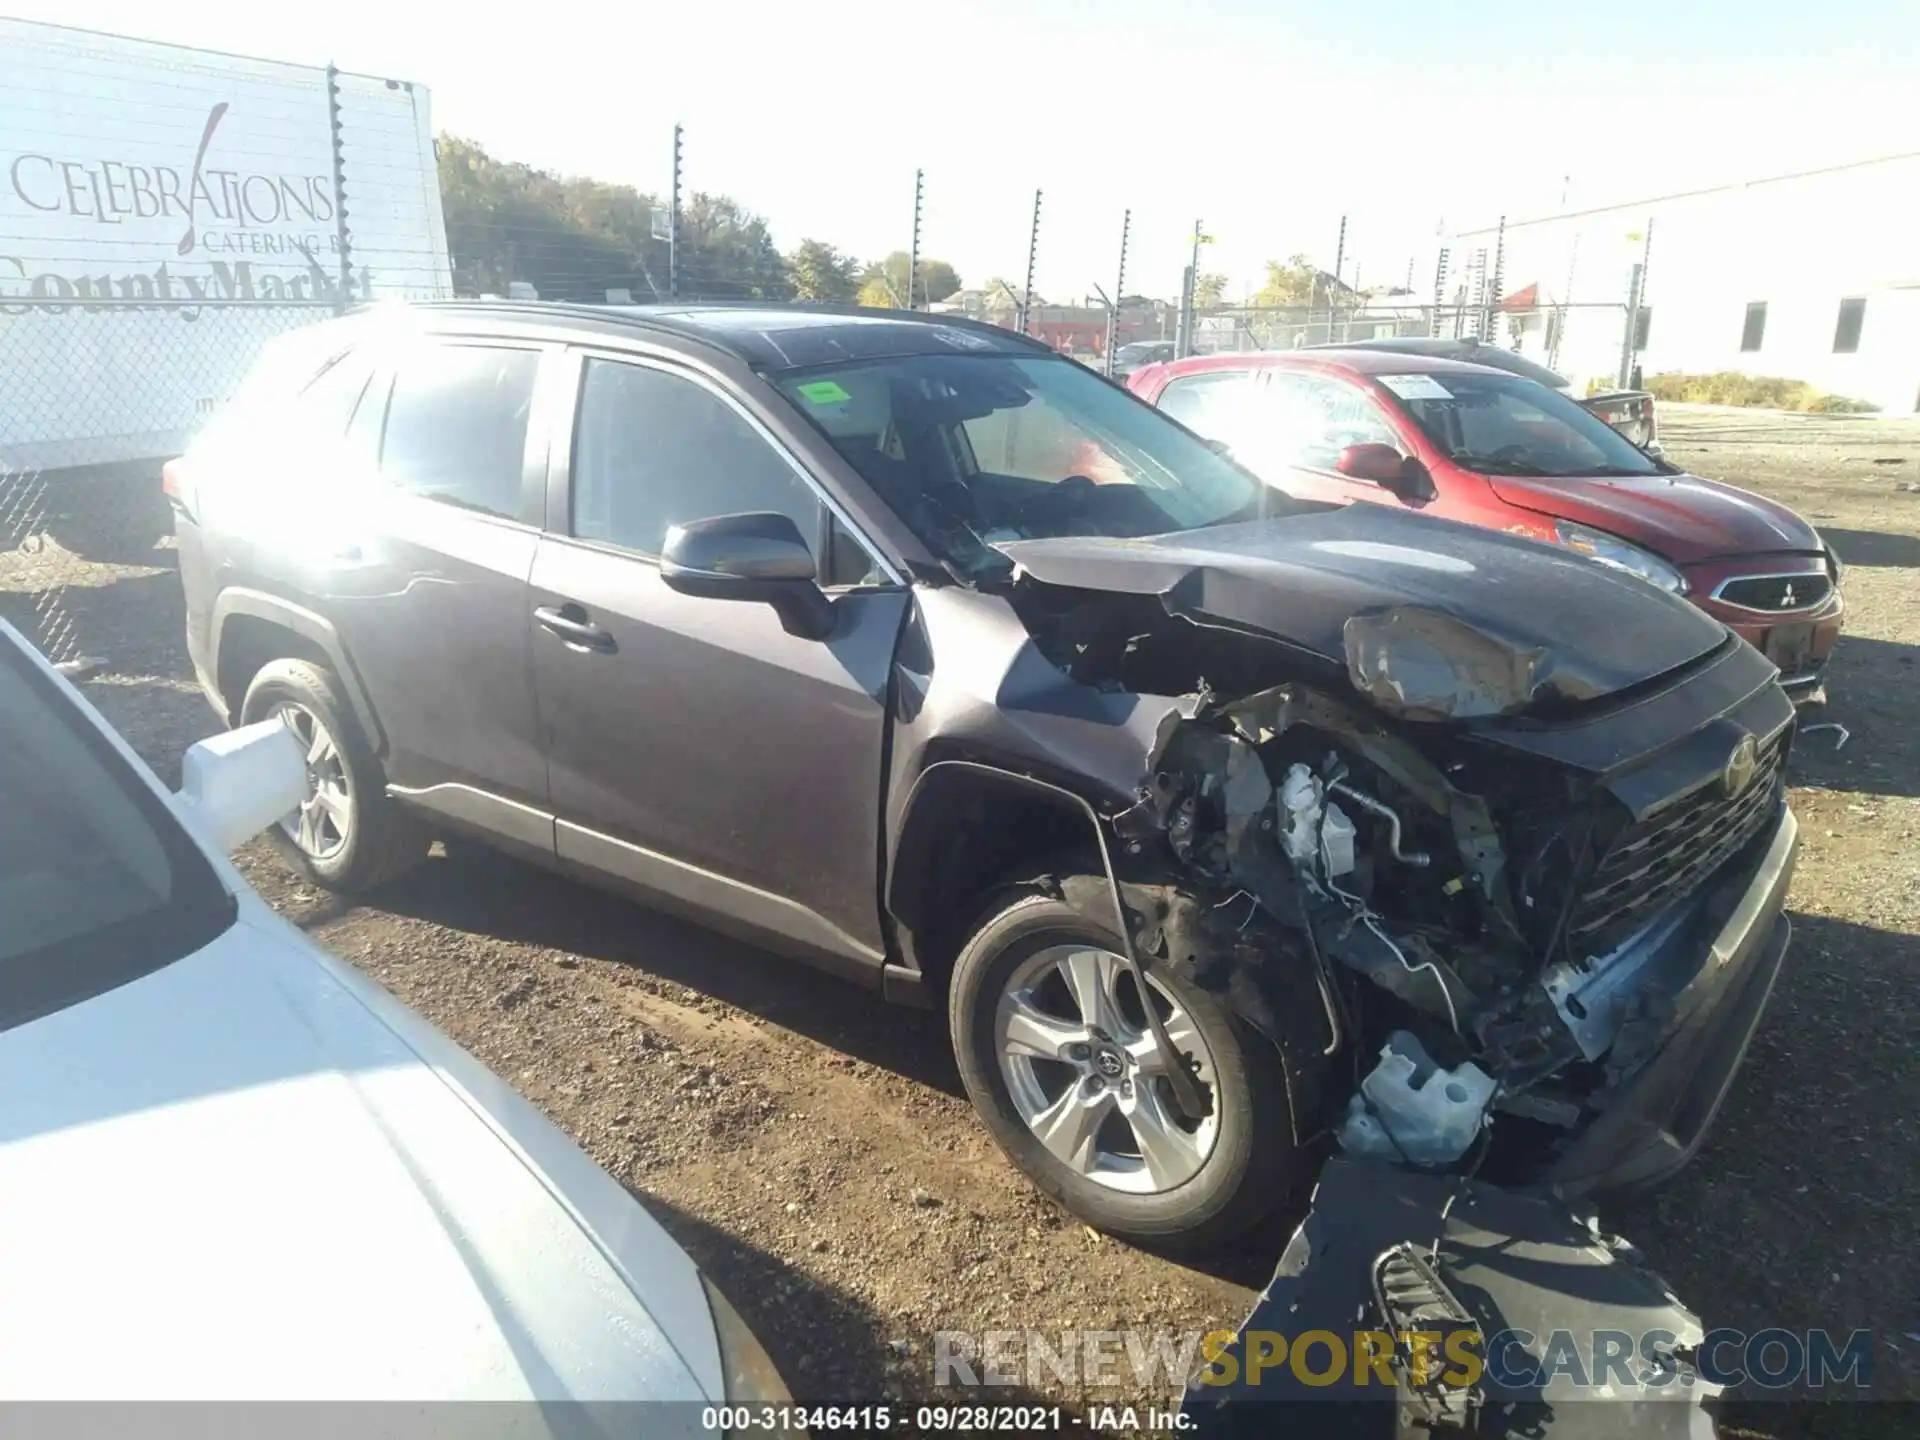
[171,302,1798,1248]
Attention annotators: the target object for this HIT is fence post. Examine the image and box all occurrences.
[906,169,924,310]
[669,124,683,300]
[1020,189,1042,334]
[325,65,353,313]
[1105,209,1130,376]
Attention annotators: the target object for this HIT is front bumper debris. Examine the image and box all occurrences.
[1549,806,1797,1194]
[1182,1158,1722,1438]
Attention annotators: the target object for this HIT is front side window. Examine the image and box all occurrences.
[571,358,833,566]
[1381,370,1662,478]
[380,344,540,520]
[774,353,1273,579]
[0,638,234,1032]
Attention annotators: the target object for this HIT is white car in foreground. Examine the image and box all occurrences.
[0,619,792,1427]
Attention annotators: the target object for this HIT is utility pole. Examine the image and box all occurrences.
[1105,208,1130,376]
[1484,215,1506,343]
[1179,218,1205,357]
[906,168,924,310]
[1618,219,1654,388]
[1430,247,1449,336]
[1020,188,1042,334]
[668,123,683,300]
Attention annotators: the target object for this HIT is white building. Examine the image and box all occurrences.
[1444,152,1920,413]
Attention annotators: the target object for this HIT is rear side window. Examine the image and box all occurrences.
[1156,372,1256,442]
[380,344,540,520]
[571,358,826,562]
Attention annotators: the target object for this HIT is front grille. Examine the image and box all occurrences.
[1715,572,1832,613]
[1564,735,1787,953]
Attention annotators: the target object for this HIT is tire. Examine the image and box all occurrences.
[949,878,1301,1250]
[239,658,428,891]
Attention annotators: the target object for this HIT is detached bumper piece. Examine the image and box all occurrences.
[1182,1159,1721,1439]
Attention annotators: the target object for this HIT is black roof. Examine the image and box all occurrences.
[397,300,1053,371]
[1308,336,1572,390]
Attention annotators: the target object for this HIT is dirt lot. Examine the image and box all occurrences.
[5,404,1918,1434]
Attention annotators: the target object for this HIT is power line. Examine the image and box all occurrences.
[1452,149,1920,237]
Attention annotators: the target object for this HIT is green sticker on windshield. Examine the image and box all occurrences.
[797,380,852,405]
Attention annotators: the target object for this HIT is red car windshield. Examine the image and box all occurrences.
[1378,370,1664,478]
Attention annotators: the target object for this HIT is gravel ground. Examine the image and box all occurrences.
[4,405,1917,1435]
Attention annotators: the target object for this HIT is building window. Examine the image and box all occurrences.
[1740,302,1767,353]
[1833,297,1866,354]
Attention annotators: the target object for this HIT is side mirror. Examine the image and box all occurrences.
[660,511,835,641]
[175,719,307,855]
[1336,444,1435,503]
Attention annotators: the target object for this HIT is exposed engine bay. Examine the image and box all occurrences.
[1104,675,1787,1185]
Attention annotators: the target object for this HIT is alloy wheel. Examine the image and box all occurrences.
[273,701,353,862]
[994,944,1220,1194]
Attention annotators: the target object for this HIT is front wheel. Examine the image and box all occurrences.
[948,881,1302,1249]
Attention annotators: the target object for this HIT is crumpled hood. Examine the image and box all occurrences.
[996,507,1728,708]
[0,914,717,1408]
[1487,470,1823,564]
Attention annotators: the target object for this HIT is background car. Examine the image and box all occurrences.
[0,618,792,1415]
[1129,348,1845,702]
[1311,334,1663,452]
[1109,339,1179,380]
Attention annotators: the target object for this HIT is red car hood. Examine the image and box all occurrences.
[1487,470,1823,564]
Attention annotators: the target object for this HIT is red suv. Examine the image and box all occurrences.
[1128,350,1844,702]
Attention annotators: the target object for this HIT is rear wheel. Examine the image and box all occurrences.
[240,659,427,890]
[949,880,1302,1249]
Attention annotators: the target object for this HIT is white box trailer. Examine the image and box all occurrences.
[1,18,451,491]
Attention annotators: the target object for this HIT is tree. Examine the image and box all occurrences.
[787,239,860,302]
[436,136,791,304]
[1193,272,1228,307]
[1254,254,1328,308]
[861,251,962,307]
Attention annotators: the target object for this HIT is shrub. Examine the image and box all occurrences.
[1642,371,1879,414]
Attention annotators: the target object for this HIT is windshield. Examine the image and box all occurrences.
[0,635,234,1032]
[774,353,1274,577]
[1378,370,1662,477]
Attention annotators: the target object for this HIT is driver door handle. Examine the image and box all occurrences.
[535,603,616,652]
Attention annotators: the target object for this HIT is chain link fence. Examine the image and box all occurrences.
[1,298,339,667]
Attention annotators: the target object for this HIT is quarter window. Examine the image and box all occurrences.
[379,344,540,520]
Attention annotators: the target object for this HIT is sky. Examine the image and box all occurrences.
[4,0,1916,302]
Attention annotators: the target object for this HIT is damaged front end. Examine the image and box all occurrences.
[974,513,1798,1432]
[1110,668,1796,1191]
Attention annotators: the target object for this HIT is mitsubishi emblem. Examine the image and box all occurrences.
[1779,583,1797,609]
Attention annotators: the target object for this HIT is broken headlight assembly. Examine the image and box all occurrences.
[1342,606,1553,720]
[1551,520,1688,596]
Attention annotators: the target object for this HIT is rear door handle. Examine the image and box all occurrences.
[535,603,616,652]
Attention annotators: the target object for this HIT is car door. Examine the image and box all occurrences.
[315,335,558,849]
[528,348,909,976]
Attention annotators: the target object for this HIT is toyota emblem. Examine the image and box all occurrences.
[1722,734,1759,798]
